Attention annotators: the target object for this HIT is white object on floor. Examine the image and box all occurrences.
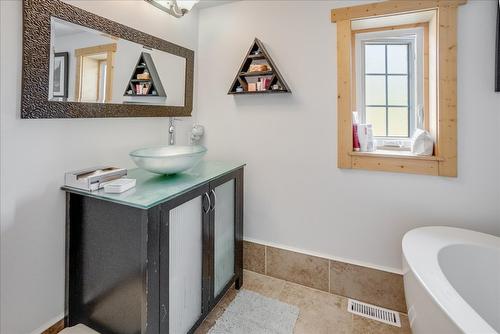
[59,324,100,334]
[103,178,136,193]
[347,298,401,327]
[208,289,299,334]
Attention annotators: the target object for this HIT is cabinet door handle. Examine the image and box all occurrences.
[203,192,211,214]
[210,189,216,212]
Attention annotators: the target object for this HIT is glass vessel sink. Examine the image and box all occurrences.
[130,145,207,174]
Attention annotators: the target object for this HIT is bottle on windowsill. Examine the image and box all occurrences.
[357,124,375,152]
[352,112,360,151]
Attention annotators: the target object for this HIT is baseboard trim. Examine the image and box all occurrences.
[243,237,403,275]
[243,239,407,313]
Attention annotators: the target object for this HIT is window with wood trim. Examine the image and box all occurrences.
[332,0,465,177]
[74,43,116,103]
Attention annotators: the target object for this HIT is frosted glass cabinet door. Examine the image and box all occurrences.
[213,179,235,296]
[169,196,203,334]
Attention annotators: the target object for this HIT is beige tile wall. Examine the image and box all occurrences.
[243,241,407,313]
[267,246,330,292]
[243,240,265,274]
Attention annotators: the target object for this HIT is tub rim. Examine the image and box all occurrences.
[402,226,500,334]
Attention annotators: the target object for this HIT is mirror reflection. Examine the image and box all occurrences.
[49,17,186,106]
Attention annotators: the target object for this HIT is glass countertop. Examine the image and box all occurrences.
[62,161,245,209]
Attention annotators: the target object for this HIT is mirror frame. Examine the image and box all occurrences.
[21,0,194,118]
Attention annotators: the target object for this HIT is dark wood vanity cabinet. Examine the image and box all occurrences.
[64,165,244,334]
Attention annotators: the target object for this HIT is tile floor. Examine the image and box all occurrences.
[195,270,412,334]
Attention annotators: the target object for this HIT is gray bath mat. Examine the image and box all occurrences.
[208,289,299,334]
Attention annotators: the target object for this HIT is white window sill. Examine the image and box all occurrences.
[350,150,442,161]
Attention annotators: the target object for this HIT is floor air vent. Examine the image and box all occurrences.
[347,299,401,327]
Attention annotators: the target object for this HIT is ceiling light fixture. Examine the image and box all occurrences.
[145,0,199,18]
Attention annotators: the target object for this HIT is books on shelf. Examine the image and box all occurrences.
[257,77,271,91]
[135,83,150,95]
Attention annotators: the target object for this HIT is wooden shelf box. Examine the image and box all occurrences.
[228,38,291,95]
[124,52,166,97]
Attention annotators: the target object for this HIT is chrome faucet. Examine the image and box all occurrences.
[168,117,176,145]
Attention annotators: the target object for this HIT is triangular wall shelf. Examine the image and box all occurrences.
[228,38,291,95]
[124,52,166,97]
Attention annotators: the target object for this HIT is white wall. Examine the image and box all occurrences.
[197,1,500,272]
[0,1,198,333]
[51,29,113,101]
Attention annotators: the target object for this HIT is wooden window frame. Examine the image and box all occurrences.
[74,43,116,103]
[332,0,466,177]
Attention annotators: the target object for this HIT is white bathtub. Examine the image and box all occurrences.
[402,227,500,334]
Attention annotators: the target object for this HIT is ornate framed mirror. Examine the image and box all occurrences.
[22,0,194,118]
